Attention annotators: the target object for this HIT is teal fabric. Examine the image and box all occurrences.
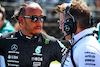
[0,20,15,34]
[98,25,100,43]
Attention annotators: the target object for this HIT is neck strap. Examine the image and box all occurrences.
[73,33,93,46]
[71,33,93,67]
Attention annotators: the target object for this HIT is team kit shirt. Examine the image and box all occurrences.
[62,28,100,67]
[0,30,67,67]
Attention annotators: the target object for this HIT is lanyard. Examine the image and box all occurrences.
[73,33,93,46]
[71,33,93,67]
[61,33,93,67]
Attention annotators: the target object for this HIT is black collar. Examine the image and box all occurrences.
[18,30,40,41]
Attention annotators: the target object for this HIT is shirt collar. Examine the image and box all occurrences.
[19,30,40,40]
[72,28,93,44]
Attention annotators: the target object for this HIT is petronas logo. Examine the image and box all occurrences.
[45,39,50,44]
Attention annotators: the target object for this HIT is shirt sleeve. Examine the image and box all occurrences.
[77,45,100,67]
[0,55,6,67]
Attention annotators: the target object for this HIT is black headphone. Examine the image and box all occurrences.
[64,4,94,35]
[64,4,77,35]
[64,18,77,35]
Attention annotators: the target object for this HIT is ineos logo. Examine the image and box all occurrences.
[11,44,18,51]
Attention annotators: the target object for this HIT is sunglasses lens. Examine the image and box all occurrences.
[40,17,44,22]
[40,16,46,22]
[31,16,38,22]
[30,15,46,22]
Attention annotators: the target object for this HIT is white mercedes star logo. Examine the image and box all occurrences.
[65,25,70,31]
[11,44,18,51]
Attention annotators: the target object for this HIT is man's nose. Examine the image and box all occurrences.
[37,18,42,23]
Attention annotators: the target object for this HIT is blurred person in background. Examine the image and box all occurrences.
[0,2,67,67]
[14,22,21,31]
[0,5,15,34]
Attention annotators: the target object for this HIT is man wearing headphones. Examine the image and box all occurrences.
[56,0,100,67]
[0,5,15,34]
[0,2,67,67]
[56,3,71,41]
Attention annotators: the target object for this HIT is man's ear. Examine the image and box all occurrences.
[19,16,24,25]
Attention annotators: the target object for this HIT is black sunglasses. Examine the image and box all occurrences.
[21,15,46,22]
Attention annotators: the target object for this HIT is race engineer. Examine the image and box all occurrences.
[57,0,100,67]
[56,3,71,41]
[0,2,67,67]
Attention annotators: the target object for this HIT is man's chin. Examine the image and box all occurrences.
[32,31,41,35]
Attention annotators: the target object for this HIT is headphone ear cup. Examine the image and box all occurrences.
[64,18,73,35]
[64,23,73,32]
[64,18,77,35]
[64,24,71,32]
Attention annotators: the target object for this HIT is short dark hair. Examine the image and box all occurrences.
[18,2,31,16]
[13,2,40,21]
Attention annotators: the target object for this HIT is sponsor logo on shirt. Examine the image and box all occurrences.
[32,46,43,67]
[7,44,20,67]
[11,44,18,51]
[84,51,96,66]
[35,46,42,54]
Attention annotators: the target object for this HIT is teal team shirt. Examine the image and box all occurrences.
[0,20,15,34]
[98,25,100,43]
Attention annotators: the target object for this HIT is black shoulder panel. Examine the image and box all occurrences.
[0,31,18,38]
[40,32,57,42]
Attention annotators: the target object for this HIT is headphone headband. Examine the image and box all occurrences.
[64,3,75,22]
[64,3,71,14]
[63,4,77,35]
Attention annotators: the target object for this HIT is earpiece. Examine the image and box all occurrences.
[64,18,77,35]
